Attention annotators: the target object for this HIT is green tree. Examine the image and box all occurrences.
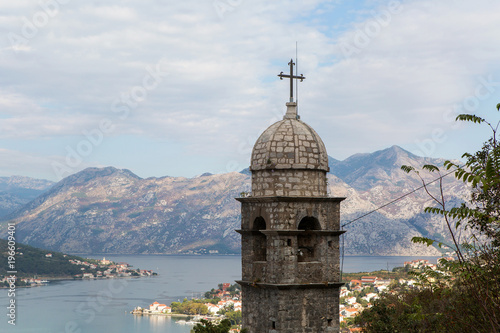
[357,105,500,332]
[191,319,231,333]
[224,310,242,325]
[204,288,217,299]
[171,299,209,315]
[355,288,453,332]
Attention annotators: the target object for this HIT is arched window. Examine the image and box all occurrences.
[252,217,267,261]
[297,216,320,262]
[298,216,321,231]
[253,217,267,231]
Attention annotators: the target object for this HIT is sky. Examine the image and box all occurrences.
[1,0,500,181]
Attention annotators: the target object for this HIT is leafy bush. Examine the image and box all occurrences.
[357,106,500,332]
[191,319,231,333]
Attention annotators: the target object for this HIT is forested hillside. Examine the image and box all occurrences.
[0,239,90,277]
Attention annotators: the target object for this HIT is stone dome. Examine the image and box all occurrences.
[250,102,329,172]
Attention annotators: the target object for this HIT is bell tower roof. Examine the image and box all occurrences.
[250,102,329,172]
[238,59,344,332]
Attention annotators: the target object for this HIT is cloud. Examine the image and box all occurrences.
[80,5,138,21]
[0,148,99,180]
[303,0,500,158]
[0,0,499,180]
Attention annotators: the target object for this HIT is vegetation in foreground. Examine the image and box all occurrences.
[192,319,231,333]
[341,268,410,283]
[192,319,248,333]
[355,105,500,332]
[187,283,243,332]
[171,298,215,315]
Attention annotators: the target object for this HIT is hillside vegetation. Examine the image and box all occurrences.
[0,239,93,277]
[355,108,500,332]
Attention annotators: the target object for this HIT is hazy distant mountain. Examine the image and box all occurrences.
[0,146,469,256]
[329,146,467,255]
[0,176,54,218]
[2,167,248,254]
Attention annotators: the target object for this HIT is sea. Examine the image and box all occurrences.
[0,255,440,333]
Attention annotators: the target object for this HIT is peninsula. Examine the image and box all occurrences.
[0,239,156,288]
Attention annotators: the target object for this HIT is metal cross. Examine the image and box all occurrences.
[278,58,305,102]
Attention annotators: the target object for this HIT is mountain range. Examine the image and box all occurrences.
[0,176,54,218]
[0,146,469,256]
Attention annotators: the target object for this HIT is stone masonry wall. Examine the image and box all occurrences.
[251,169,327,197]
[241,285,340,333]
[238,198,342,231]
[238,198,343,285]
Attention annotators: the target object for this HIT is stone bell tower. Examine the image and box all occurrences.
[236,60,345,332]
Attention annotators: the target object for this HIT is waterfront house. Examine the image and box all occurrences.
[361,276,378,284]
[157,304,170,313]
[350,280,362,288]
[205,303,220,314]
[101,257,111,265]
[346,297,357,305]
[149,301,160,312]
[340,288,351,297]
[341,308,359,318]
[362,293,379,302]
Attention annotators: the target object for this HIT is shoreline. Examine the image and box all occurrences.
[131,313,192,317]
[0,275,152,289]
[131,312,218,319]
[74,253,442,257]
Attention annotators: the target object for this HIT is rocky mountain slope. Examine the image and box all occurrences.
[3,168,248,254]
[1,146,469,255]
[0,176,54,218]
[330,146,468,255]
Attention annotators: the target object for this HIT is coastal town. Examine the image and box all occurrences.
[68,257,156,279]
[131,282,243,330]
[339,258,454,330]
[1,255,156,288]
[129,258,451,332]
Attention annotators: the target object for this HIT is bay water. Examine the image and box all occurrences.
[0,255,440,333]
